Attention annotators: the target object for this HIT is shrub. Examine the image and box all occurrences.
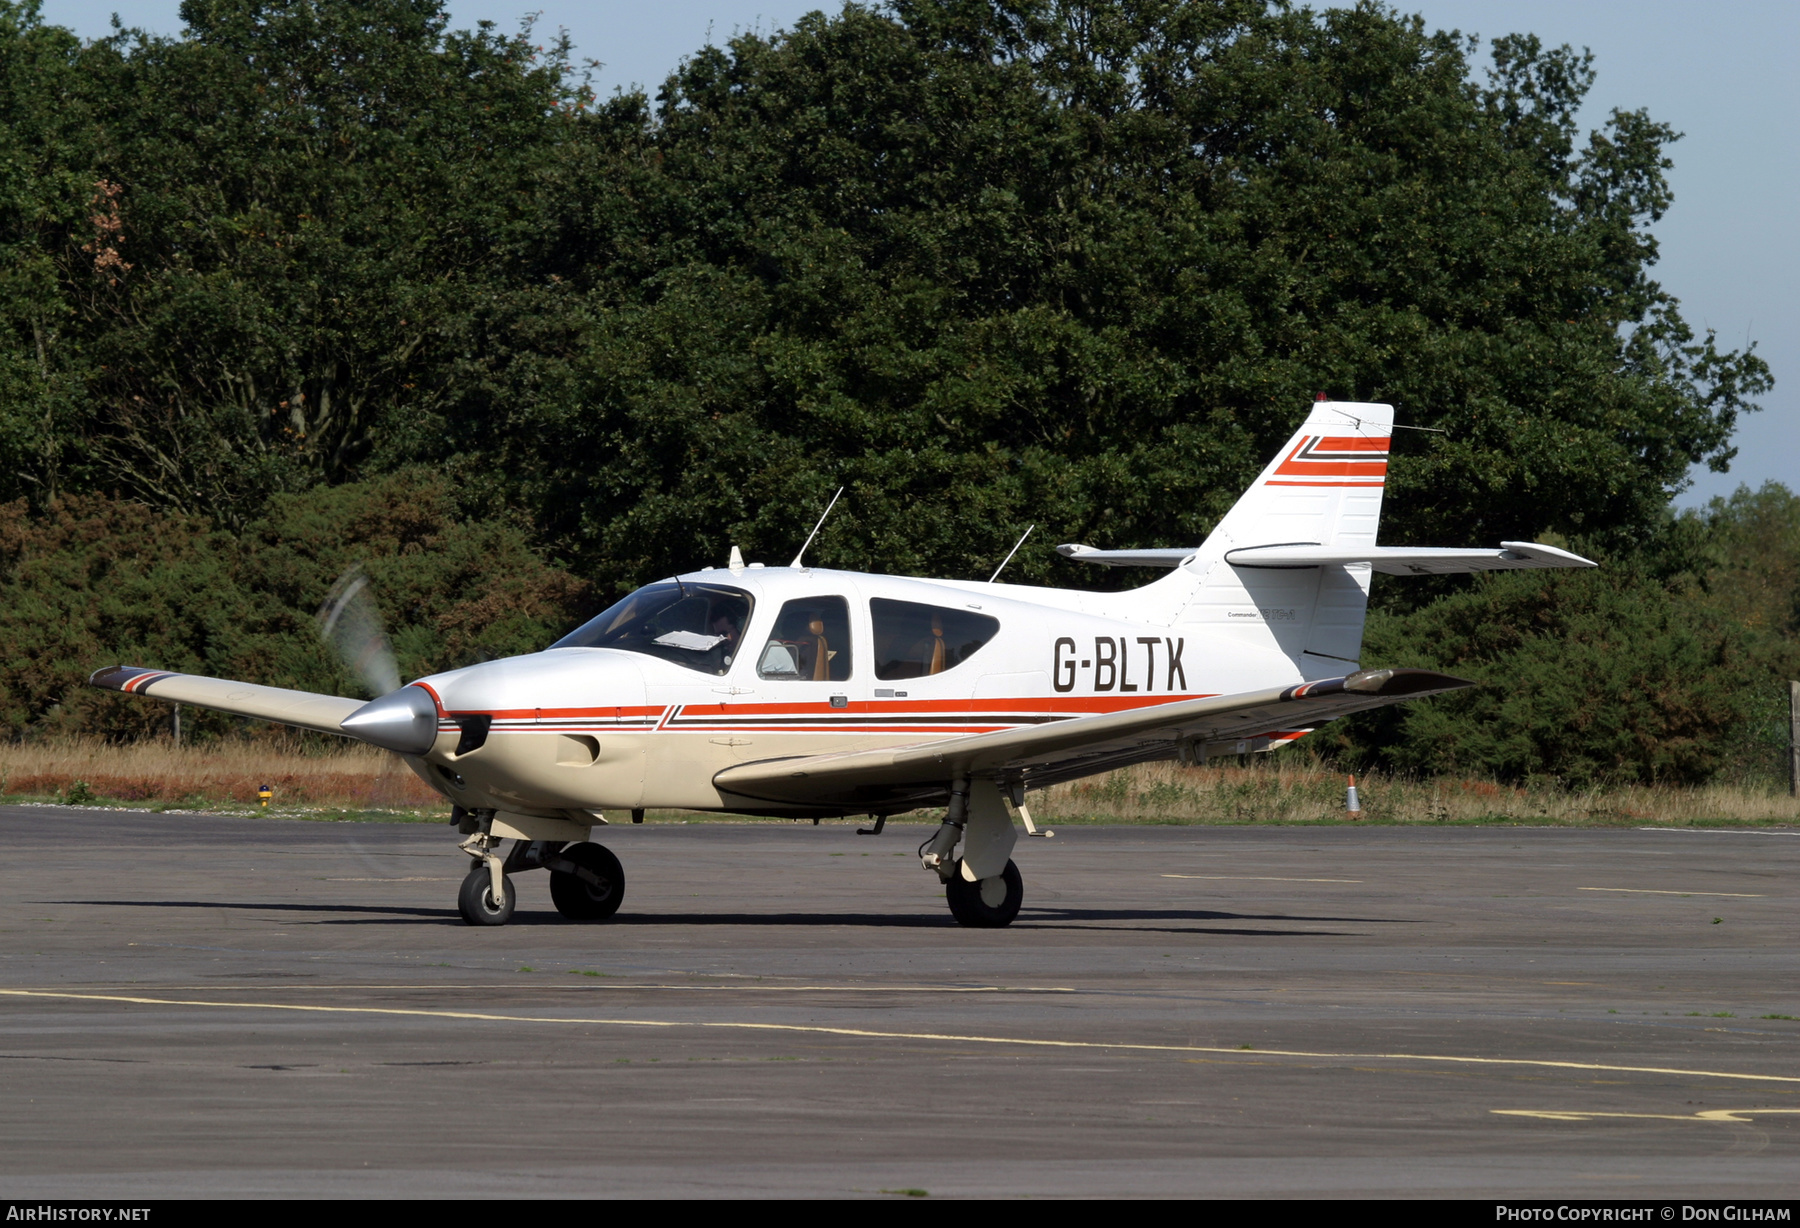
[1330,567,1764,786]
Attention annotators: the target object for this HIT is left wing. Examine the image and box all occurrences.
[90,665,365,737]
[713,667,1470,808]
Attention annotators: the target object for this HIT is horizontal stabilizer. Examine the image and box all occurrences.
[1223,541,1596,575]
[713,667,1472,808]
[90,666,364,738]
[1058,540,1594,574]
[1056,544,1195,568]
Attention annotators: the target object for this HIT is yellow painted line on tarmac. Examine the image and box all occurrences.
[2,988,1796,1087]
[119,983,1078,995]
[1162,875,1361,883]
[1495,1108,1800,1124]
[1578,888,1765,898]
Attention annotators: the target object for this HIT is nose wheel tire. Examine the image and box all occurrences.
[945,859,1023,927]
[550,841,626,921]
[458,865,515,926]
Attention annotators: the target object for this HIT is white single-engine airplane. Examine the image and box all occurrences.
[93,400,1593,927]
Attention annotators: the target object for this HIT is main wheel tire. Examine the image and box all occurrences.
[549,841,625,921]
[945,859,1023,928]
[458,865,515,926]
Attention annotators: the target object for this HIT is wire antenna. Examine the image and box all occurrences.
[988,524,1035,583]
[1324,406,1447,435]
[789,486,844,569]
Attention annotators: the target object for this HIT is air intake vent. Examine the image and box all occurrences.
[452,714,492,756]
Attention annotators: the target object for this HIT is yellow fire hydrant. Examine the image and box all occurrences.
[258,783,272,808]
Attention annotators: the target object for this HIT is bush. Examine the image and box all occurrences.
[1328,567,1766,786]
[0,472,592,740]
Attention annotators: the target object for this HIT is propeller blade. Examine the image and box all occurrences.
[317,566,402,698]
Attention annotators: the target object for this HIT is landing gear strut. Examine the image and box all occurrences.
[922,778,1025,928]
[456,813,514,927]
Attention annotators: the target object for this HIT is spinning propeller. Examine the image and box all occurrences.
[319,567,437,754]
[318,565,401,698]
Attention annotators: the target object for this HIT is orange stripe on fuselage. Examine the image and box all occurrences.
[451,694,1215,722]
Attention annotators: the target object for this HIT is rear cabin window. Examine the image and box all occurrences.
[757,596,854,682]
[871,598,1000,680]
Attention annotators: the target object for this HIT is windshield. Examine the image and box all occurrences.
[550,581,754,675]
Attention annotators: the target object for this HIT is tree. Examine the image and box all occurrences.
[430,0,1769,593]
[0,0,583,525]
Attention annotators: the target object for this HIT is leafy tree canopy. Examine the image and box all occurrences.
[437,0,1769,586]
[0,0,1769,589]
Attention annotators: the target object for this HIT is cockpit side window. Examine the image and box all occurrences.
[871,598,1000,680]
[756,596,853,682]
[549,582,753,676]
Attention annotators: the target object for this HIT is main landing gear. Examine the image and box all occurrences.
[456,812,625,927]
[944,859,1024,927]
[919,778,1027,928]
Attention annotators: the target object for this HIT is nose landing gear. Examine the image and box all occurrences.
[453,809,626,926]
[458,863,515,926]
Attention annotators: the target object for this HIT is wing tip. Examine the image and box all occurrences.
[1498,540,1599,569]
[1284,668,1474,701]
[1343,667,1475,696]
[89,665,175,694]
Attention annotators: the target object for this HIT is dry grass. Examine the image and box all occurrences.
[0,736,441,811]
[1030,757,1800,827]
[3,738,1795,828]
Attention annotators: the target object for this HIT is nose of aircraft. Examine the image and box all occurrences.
[339,685,438,754]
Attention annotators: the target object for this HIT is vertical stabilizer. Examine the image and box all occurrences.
[1144,401,1394,673]
[1199,400,1393,557]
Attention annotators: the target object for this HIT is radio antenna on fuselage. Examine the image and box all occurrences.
[988,524,1035,583]
[789,486,844,569]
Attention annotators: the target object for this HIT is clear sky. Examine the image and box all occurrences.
[40,1,1799,509]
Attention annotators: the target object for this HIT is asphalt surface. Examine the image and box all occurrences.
[0,804,1796,1199]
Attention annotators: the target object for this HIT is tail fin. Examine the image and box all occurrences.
[1141,400,1394,672]
[1199,400,1393,556]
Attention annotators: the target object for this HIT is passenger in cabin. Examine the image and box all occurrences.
[870,599,1001,680]
[757,598,853,682]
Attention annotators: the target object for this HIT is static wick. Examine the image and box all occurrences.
[989,524,1035,584]
[790,486,845,569]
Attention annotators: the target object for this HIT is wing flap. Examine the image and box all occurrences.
[713,667,1471,806]
[90,666,364,737]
